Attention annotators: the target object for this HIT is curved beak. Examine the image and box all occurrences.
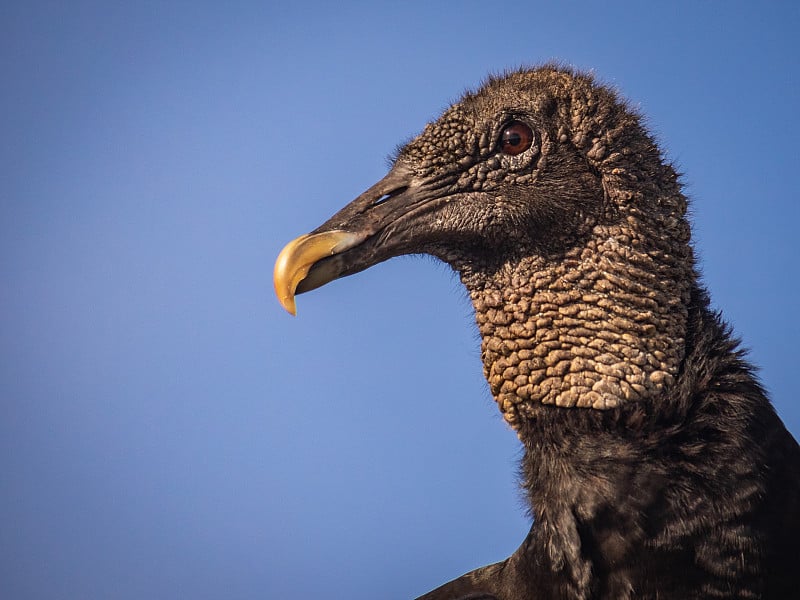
[273,163,428,315]
[273,230,363,315]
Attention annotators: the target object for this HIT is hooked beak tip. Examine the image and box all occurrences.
[273,230,362,315]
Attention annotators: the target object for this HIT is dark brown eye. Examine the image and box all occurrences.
[498,121,534,155]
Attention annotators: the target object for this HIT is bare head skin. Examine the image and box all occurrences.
[275,66,691,425]
[273,66,800,599]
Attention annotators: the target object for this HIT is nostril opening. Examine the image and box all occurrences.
[372,186,408,206]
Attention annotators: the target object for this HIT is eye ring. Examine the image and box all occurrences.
[498,121,534,156]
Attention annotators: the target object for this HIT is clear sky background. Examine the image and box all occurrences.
[2,2,798,599]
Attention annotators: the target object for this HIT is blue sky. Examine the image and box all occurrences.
[2,2,798,598]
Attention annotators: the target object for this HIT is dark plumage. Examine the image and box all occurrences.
[274,66,800,599]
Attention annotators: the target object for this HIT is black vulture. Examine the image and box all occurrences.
[273,66,800,599]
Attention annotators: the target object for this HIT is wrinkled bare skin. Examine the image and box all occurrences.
[275,66,800,599]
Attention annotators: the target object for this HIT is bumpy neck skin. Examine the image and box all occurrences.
[460,215,693,428]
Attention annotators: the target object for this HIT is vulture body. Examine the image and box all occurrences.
[274,66,800,599]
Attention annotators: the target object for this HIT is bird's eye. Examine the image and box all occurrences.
[498,121,534,156]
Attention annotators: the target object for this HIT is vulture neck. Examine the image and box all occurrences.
[460,218,693,429]
[457,218,696,585]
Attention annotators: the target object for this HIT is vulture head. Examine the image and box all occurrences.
[274,65,800,599]
[275,66,692,426]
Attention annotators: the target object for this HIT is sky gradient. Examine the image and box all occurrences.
[2,2,799,599]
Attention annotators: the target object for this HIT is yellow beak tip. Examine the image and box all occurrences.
[280,296,298,316]
[273,276,298,315]
[273,230,361,317]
